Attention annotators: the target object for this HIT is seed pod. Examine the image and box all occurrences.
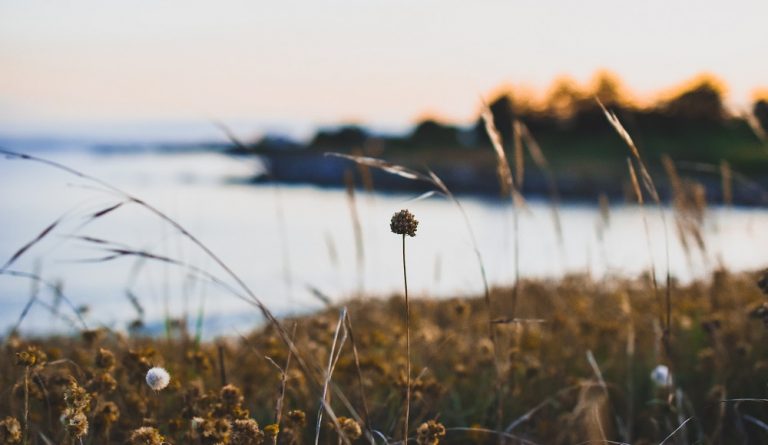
[390,209,419,237]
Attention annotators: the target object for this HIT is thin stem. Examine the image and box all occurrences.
[23,366,29,445]
[402,234,411,444]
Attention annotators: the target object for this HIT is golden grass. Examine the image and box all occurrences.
[3,272,768,444]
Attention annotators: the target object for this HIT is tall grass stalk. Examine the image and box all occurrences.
[344,170,365,297]
[315,308,349,445]
[599,103,673,354]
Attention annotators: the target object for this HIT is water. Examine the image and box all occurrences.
[1,148,767,337]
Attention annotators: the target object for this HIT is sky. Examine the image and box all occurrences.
[1,0,767,141]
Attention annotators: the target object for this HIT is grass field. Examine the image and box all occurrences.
[2,103,768,445]
[2,272,768,444]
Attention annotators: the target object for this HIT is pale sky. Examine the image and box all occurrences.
[1,0,767,141]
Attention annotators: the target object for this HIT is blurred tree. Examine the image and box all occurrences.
[408,119,461,148]
[754,99,768,133]
[545,76,583,120]
[658,75,727,122]
[309,125,368,150]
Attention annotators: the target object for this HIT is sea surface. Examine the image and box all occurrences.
[1,147,767,337]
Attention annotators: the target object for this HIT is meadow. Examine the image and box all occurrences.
[2,103,768,445]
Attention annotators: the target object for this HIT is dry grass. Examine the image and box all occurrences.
[2,100,768,445]
[2,272,768,444]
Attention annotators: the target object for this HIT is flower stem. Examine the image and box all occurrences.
[402,234,411,444]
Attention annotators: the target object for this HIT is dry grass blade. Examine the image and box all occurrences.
[1,269,88,331]
[505,384,582,433]
[603,107,672,351]
[315,307,349,445]
[404,190,438,204]
[326,152,431,182]
[627,159,644,205]
[597,100,660,203]
[481,102,523,442]
[275,323,297,427]
[597,100,640,160]
[481,101,515,197]
[627,159,664,329]
[213,120,250,151]
[517,120,563,244]
[513,120,525,189]
[720,398,768,403]
[86,201,126,219]
[743,111,767,145]
[344,312,374,444]
[658,417,694,445]
[0,218,63,273]
[742,415,768,432]
[720,160,732,206]
[307,285,333,307]
[344,170,365,297]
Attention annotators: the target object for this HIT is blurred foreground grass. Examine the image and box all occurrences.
[3,270,768,444]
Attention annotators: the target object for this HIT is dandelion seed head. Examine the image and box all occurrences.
[650,364,672,387]
[145,366,170,391]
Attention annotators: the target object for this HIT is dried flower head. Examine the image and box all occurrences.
[15,346,46,367]
[95,348,116,370]
[231,418,265,445]
[128,426,165,445]
[416,420,446,445]
[338,417,362,440]
[286,409,307,427]
[62,411,88,439]
[145,366,170,391]
[0,417,22,444]
[390,209,419,237]
[94,401,120,430]
[220,384,243,407]
[650,364,672,387]
[263,423,279,440]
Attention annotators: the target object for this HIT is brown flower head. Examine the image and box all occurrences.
[62,411,88,439]
[390,209,419,237]
[128,426,165,445]
[338,417,362,440]
[263,423,279,440]
[0,417,22,444]
[286,409,307,427]
[230,419,264,445]
[416,420,446,445]
[95,348,116,370]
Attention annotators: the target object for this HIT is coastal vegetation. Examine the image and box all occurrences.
[1,76,768,444]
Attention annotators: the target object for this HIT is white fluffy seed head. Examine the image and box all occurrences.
[146,366,170,391]
[650,364,672,387]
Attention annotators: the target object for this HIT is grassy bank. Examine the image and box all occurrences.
[3,271,768,444]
